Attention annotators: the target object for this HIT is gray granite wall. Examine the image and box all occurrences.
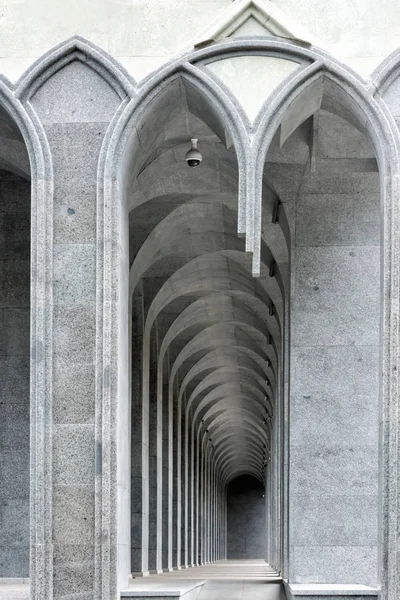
[227,475,265,559]
[30,59,122,598]
[0,171,31,577]
[289,111,380,586]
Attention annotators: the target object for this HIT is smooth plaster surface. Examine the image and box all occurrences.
[0,0,398,80]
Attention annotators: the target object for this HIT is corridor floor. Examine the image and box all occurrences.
[126,560,285,600]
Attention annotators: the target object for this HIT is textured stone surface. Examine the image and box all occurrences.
[0,171,30,578]
[31,60,122,124]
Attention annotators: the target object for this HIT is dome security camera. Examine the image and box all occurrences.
[185,138,202,168]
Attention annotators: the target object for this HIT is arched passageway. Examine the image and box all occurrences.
[121,62,381,590]
[124,74,284,575]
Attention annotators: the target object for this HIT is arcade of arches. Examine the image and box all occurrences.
[1,38,399,600]
[119,74,381,587]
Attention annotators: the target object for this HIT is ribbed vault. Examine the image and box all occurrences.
[126,75,289,573]
[126,68,379,576]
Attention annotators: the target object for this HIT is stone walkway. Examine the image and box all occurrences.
[0,580,29,600]
[0,559,284,600]
[124,560,284,600]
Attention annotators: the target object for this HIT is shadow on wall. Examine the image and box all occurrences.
[227,475,265,559]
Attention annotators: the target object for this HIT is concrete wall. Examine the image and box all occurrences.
[0,0,398,82]
[0,170,30,577]
[227,475,265,559]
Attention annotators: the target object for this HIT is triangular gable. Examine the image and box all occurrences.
[191,0,326,49]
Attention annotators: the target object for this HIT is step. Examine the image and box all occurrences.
[121,580,205,600]
[286,583,379,600]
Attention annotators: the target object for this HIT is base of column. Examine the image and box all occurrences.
[162,568,174,573]
[148,569,164,575]
[131,571,150,578]
[285,583,378,600]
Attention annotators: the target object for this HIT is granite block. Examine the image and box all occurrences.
[288,583,378,599]
[53,244,96,305]
[290,445,378,496]
[53,181,96,244]
[293,246,380,347]
[52,360,95,424]
[317,112,374,159]
[292,345,379,398]
[296,194,379,247]
[32,60,120,124]
[299,171,380,195]
[53,424,95,486]
[47,122,107,185]
[53,543,94,599]
[290,393,378,449]
[53,304,96,364]
[291,545,378,587]
[290,494,377,546]
[53,485,95,545]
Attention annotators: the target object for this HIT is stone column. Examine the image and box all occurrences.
[131,291,145,574]
[195,427,200,565]
[162,380,170,571]
[30,57,124,599]
[200,442,205,564]
[172,383,178,568]
[148,330,158,573]
[186,428,192,567]
[176,385,182,567]
[180,408,186,567]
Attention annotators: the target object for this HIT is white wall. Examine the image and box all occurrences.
[0,0,397,83]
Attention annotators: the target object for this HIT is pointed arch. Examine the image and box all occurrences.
[15,35,135,101]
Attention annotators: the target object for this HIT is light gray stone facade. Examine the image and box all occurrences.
[0,3,399,599]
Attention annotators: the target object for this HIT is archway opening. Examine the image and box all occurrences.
[121,73,284,578]
[227,475,265,560]
[115,53,384,598]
